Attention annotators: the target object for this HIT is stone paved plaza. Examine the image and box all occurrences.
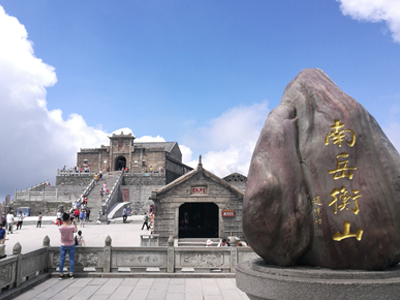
[3,215,145,255]
[13,277,248,300]
[2,216,249,300]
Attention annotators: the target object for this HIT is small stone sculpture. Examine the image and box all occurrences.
[243,68,400,270]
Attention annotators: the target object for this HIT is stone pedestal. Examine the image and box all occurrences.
[236,258,400,300]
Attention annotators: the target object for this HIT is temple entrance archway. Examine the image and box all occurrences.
[178,202,219,238]
[114,156,126,171]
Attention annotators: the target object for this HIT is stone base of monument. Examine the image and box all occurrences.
[236,258,400,300]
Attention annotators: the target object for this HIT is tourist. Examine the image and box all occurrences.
[94,173,98,185]
[58,212,77,279]
[99,169,103,180]
[86,208,91,222]
[103,183,107,194]
[14,213,19,230]
[17,211,25,230]
[79,210,86,228]
[206,239,213,247]
[1,214,6,227]
[141,213,150,230]
[57,210,62,226]
[218,238,229,247]
[99,189,104,201]
[0,224,6,244]
[75,230,85,246]
[122,207,127,223]
[6,212,14,234]
[37,212,42,228]
[150,166,153,173]
[74,208,79,221]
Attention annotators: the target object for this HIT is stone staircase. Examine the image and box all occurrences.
[84,172,121,220]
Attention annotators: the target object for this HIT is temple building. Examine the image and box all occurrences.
[150,157,245,245]
[77,131,192,184]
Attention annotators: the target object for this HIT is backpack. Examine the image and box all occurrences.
[74,235,78,246]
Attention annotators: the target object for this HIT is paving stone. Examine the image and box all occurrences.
[127,288,149,300]
[49,286,83,300]
[87,278,109,286]
[166,294,184,300]
[88,295,109,300]
[108,286,134,300]
[31,279,74,299]
[13,278,59,300]
[201,278,220,296]
[167,279,184,294]
[69,277,94,287]
[69,285,102,300]
[146,278,169,300]
[120,278,139,287]
[94,278,123,295]
[204,296,223,300]
[134,278,155,290]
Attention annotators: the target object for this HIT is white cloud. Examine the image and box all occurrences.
[181,102,270,177]
[136,135,166,143]
[337,0,400,43]
[179,144,193,164]
[0,6,157,200]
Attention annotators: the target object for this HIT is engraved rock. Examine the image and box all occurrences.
[243,68,400,270]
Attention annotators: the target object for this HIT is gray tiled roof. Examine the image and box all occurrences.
[134,142,177,153]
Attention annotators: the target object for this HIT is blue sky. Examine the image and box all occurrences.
[0,0,399,200]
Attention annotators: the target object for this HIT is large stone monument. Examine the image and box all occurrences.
[237,69,400,299]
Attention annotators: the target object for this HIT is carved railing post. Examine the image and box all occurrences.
[104,236,112,272]
[13,242,22,287]
[167,236,175,273]
[43,236,50,272]
[230,242,238,273]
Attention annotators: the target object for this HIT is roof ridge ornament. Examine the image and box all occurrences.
[198,155,203,169]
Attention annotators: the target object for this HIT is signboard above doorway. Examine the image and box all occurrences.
[191,186,207,195]
[222,210,235,217]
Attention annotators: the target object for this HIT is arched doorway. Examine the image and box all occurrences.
[114,156,126,171]
[178,202,219,238]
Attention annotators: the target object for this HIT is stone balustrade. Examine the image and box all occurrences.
[0,235,258,295]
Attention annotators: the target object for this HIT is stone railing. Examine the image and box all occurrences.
[57,169,92,176]
[0,239,50,296]
[19,181,48,192]
[15,190,72,202]
[51,235,257,273]
[101,172,124,216]
[0,235,259,297]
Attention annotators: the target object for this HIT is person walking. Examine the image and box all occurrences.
[57,210,62,226]
[6,212,14,234]
[17,211,24,230]
[75,230,86,246]
[122,207,127,223]
[86,208,91,222]
[58,212,77,279]
[0,224,6,244]
[99,189,104,201]
[79,210,86,228]
[141,213,150,230]
[37,212,42,228]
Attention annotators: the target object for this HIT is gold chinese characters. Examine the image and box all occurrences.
[324,119,363,241]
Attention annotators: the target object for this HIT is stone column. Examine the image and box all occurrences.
[43,236,50,272]
[230,242,238,273]
[104,236,112,272]
[13,242,22,287]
